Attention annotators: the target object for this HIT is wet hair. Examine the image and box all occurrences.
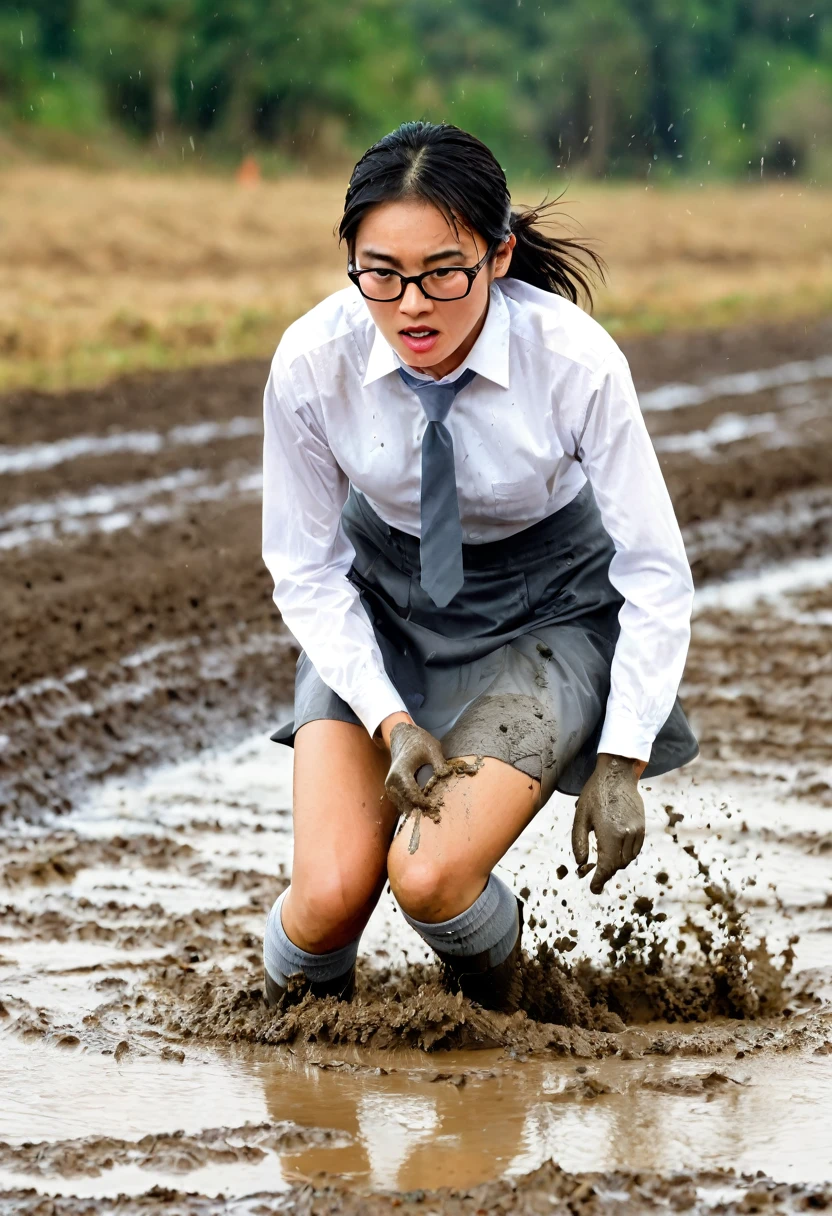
[339,121,605,308]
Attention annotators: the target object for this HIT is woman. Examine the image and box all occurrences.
[262,121,698,1014]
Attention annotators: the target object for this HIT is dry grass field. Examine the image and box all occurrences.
[2,164,832,390]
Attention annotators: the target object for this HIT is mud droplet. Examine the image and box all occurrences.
[614,1028,650,1059]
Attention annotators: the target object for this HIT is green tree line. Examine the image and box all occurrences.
[2,0,832,178]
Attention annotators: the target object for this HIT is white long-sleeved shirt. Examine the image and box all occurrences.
[262,277,694,762]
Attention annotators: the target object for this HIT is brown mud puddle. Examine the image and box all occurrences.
[1,1033,831,1200]
[1,317,832,1211]
[1,732,830,1205]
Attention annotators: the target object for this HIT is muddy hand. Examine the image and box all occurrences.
[571,754,645,894]
[385,722,448,816]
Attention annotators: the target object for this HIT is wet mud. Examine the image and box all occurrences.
[1,1162,831,1214]
[0,1122,350,1179]
[2,315,832,1210]
[161,819,798,1057]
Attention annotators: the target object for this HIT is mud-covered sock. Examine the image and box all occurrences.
[398,873,520,969]
[263,889,360,988]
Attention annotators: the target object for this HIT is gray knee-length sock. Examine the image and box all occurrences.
[263,889,361,988]
[398,873,520,968]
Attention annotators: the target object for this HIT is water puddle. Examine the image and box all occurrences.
[653,402,825,457]
[684,486,832,566]
[640,354,832,412]
[0,629,293,726]
[0,467,261,551]
[0,416,261,476]
[694,551,832,612]
[1,1032,831,1198]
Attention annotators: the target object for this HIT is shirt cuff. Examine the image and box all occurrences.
[597,712,656,765]
[350,672,408,739]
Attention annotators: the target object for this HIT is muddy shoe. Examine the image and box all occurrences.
[437,898,525,1014]
[263,966,356,1008]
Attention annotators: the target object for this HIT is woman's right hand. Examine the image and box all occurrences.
[384,721,447,815]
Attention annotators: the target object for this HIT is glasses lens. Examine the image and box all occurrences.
[422,269,470,300]
[357,271,402,301]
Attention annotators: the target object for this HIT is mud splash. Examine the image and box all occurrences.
[157,859,796,1060]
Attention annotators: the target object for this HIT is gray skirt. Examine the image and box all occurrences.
[271,483,699,802]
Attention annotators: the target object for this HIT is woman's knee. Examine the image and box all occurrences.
[387,843,468,924]
[285,871,379,953]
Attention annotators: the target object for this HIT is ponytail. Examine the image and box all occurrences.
[341,122,605,311]
[507,199,606,308]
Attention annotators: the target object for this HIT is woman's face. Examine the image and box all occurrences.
[352,198,514,380]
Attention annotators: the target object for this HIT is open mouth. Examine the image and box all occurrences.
[399,326,440,353]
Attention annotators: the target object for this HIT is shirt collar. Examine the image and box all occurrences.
[361,281,511,390]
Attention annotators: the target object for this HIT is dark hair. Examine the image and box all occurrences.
[338,121,605,309]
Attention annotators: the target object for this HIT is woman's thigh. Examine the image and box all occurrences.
[386,755,540,923]
[284,720,400,952]
[437,628,612,804]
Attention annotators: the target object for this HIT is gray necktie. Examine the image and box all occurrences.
[397,366,477,608]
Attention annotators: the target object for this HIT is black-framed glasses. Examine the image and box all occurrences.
[347,243,496,302]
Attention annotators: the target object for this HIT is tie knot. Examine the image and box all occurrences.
[398,367,477,424]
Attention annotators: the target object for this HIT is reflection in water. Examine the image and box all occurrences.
[3,1036,829,1199]
[257,1049,531,1190]
[257,1047,832,1191]
[359,1093,439,1192]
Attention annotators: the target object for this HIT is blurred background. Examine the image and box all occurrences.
[5,0,832,178]
[1,0,832,391]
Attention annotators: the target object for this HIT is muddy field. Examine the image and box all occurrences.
[1,314,831,1213]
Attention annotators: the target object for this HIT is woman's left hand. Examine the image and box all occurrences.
[571,753,646,894]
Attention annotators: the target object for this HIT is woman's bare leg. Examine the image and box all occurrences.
[386,756,540,923]
[282,720,400,953]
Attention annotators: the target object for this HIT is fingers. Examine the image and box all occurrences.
[415,763,435,790]
[385,770,433,813]
[589,859,616,895]
[622,827,645,867]
[424,738,448,771]
[589,819,623,892]
[571,798,591,865]
[421,761,453,796]
[591,825,646,891]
